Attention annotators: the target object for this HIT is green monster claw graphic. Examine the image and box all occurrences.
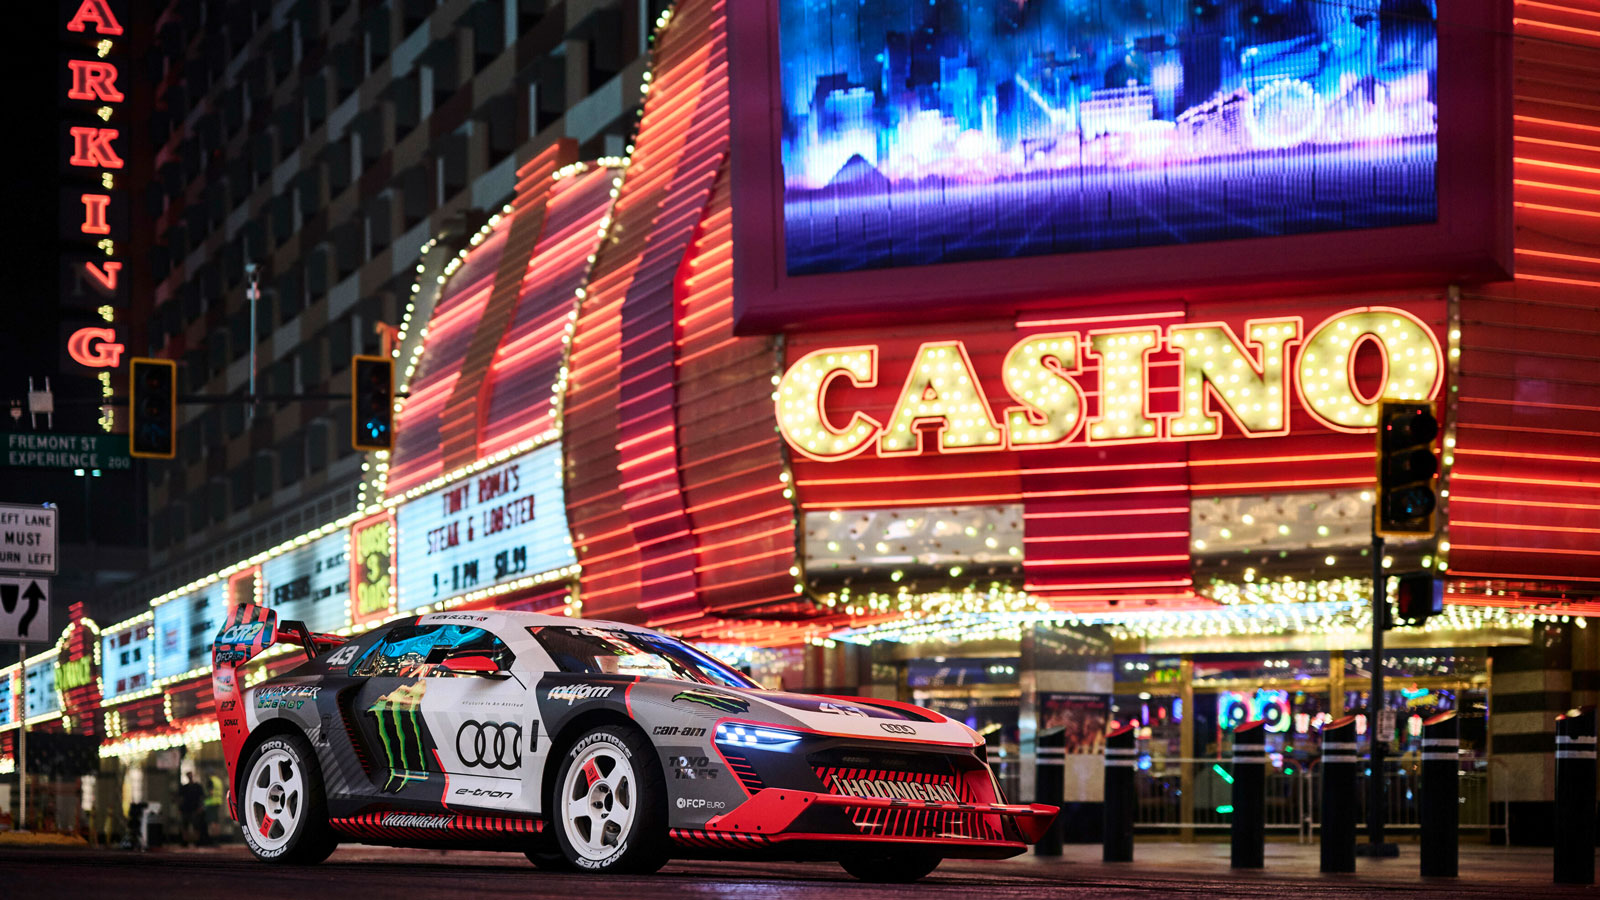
[672,689,748,714]
[370,680,430,792]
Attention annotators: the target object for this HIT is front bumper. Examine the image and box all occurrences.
[694,787,1059,857]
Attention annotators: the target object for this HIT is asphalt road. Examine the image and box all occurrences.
[0,844,1584,900]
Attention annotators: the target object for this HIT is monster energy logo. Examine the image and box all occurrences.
[370,680,430,792]
[672,689,748,713]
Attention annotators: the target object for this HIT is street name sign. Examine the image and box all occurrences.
[4,433,131,471]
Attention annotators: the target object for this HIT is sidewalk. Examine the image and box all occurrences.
[1006,838,1577,890]
[136,836,1583,891]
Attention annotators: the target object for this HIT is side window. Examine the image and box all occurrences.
[351,625,513,677]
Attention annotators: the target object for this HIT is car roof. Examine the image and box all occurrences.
[415,608,659,637]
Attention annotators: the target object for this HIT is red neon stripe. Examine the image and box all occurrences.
[1016,310,1187,327]
[1449,543,1600,557]
[1026,554,1191,566]
[1028,507,1188,519]
[1026,531,1189,543]
[1453,521,1600,535]
[1449,496,1600,512]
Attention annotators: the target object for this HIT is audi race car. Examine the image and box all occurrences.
[210,604,1056,882]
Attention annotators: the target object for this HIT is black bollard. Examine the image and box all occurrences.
[1231,719,1267,869]
[1555,707,1597,885]
[1034,726,1065,856]
[1320,715,1359,874]
[1419,711,1459,877]
[1102,723,1138,862]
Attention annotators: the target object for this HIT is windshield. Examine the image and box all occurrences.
[527,626,757,688]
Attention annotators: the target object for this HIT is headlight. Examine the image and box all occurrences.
[715,724,801,749]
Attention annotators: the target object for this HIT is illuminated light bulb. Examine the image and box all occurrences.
[1086,327,1160,442]
[1298,307,1443,430]
[880,341,1002,455]
[1001,331,1086,448]
[774,346,882,461]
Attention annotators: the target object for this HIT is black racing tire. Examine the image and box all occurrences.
[838,853,943,883]
[237,733,338,864]
[550,724,668,874]
[523,842,578,871]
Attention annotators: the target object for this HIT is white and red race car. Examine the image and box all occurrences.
[211,604,1055,881]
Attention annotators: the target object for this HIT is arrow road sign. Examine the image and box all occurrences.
[0,576,49,642]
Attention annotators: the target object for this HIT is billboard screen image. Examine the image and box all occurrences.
[778,0,1438,276]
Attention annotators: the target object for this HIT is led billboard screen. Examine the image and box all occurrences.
[778,0,1438,276]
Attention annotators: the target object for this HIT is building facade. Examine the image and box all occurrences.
[5,0,1599,850]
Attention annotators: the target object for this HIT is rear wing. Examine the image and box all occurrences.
[212,605,346,669]
[211,603,349,821]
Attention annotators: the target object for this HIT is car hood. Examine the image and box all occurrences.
[663,682,980,748]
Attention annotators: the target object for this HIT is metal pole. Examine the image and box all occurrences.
[246,263,260,422]
[17,644,26,831]
[1360,526,1397,856]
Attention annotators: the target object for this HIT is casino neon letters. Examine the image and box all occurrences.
[776,307,1443,462]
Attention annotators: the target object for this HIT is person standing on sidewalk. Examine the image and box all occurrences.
[177,774,206,847]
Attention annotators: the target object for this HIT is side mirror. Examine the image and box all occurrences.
[439,655,509,679]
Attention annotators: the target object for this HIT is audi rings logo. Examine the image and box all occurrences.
[456,720,523,770]
[880,723,916,735]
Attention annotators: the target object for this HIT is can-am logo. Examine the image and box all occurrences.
[831,776,959,804]
[380,813,452,829]
[546,683,615,705]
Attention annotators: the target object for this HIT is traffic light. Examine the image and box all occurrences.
[129,357,176,459]
[1394,572,1443,626]
[351,355,394,451]
[1376,400,1439,537]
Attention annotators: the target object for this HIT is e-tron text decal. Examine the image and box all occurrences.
[455,720,522,770]
[454,787,514,799]
[671,689,748,713]
[380,813,453,829]
[818,702,869,717]
[831,776,959,803]
[546,683,615,705]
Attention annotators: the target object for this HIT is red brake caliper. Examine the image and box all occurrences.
[260,814,275,836]
[582,759,602,787]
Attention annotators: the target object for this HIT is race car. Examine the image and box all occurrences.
[210,603,1056,882]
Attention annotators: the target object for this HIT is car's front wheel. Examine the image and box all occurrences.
[551,725,667,873]
[238,733,337,864]
[839,852,942,883]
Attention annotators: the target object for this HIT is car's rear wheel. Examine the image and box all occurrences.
[551,725,667,873]
[839,853,942,883]
[239,733,337,864]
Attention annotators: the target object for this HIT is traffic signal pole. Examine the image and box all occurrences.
[246,263,260,422]
[1359,525,1397,857]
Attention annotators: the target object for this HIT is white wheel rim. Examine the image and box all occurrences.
[560,741,637,861]
[245,747,304,853]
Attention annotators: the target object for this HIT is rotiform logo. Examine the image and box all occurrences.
[831,777,959,804]
[547,683,615,705]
